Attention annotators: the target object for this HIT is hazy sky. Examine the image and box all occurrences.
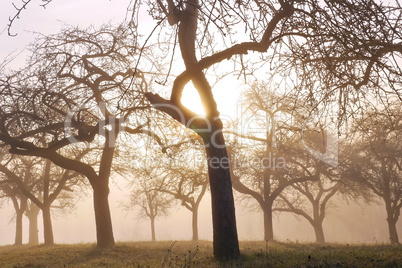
[1,0,130,63]
[0,0,400,246]
[0,0,243,115]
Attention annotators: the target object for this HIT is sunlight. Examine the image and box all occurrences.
[181,83,206,116]
[181,79,242,119]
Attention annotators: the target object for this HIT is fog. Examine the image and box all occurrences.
[0,0,401,252]
[0,177,398,245]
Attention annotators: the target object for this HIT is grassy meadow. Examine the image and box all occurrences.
[0,240,400,268]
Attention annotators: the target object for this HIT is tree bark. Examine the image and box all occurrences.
[12,195,27,245]
[42,159,54,245]
[205,135,240,259]
[15,210,24,245]
[385,203,399,244]
[387,218,399,244]
[42,205,54,245]
[263,206,274,242]
[150,216,156,242]
[384,197,400,244]
[312,201,326,244]
[313,222,326,244]
[26,203,40,245]
[92,181,115,248]
[192,207,199,241]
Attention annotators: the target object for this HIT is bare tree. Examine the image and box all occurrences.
[0,153,40,245]
[274,130,376,244]
[270,126,341,244]
[158,168,208,241]
[342,104,402,244]
[114,115,209,241]
[275,177,341,244]
[0,25,160,247]
[0,179,27,245]
[124,166,174,242]
[153,141,208,241]
[0,151,85,245]
[227,83,324,241]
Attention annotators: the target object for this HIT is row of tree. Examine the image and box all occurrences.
[1,0,401,259]
[122,85,401,245]
[1,76,400,246]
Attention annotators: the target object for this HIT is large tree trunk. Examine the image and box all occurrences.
[26,203,40,245]
[42,160,54,245]
[205,135,240,259]
[312,202,326,244]
[93,181,115,248]
[15,210,24,245]
[12,196,27,245]
[192,207,199,241]
[387,218,399,244]
[150,217,156,242]
[263,206,274,242]
[384,198,400,244]
[313,222,326,244]
[42,205,54,245]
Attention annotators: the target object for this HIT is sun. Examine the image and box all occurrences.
[180,78,242,119]
[181,83,206,116]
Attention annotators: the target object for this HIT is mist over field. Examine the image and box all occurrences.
[0,180,397,245]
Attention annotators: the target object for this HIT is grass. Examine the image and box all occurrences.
[0,240,400,267]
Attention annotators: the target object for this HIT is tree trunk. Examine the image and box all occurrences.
[144,79,240,259]
[192,208,199,241]
[93,181,115,248]
[312,201,326,244]
[13,196,27,245]
[387,218,399,244]
[15,210,24,245]
[150,217,156,242]
[42,205,54,245]
[263,206,274,242]
[205,137,240,260]
[313,222,326,244]
[26,204,40,245]
[384,198,400,244]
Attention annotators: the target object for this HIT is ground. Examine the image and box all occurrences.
[0,240,400,267]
